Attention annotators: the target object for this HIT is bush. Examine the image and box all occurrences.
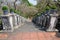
[10,8,14,12]
[14,10,21,15]
[51,5,57,9]
[45,6,50,10]
[2,6,8,10]
[14,10,17,13]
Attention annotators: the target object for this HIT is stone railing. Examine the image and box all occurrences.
[46,13,59,31]
[0,13,26,32]
[32,12,59,32]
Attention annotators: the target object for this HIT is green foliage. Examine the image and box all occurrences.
[16,10,21,15]
[2,6,8,10]
[22,13,29,18]
[45,6,50,10]
[22,0,28,2]
[22,0,33,6]
[27,1,33,6]
[14,10,17,13]
[10,8,14,12]
[0,13,2,15]
[14,10,21,15]
[50,5,57,9]
[58,0,60,2]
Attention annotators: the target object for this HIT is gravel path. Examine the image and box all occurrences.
[13,22,42,33]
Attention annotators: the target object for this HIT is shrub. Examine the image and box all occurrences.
[51,5,57,9]
[10,8,14,12]
[2,6,8,10]
[14,10,17,13]
[14,10,21,15]
[45,6,50,10]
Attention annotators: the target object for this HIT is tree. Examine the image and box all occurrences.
[19,3,38,18]
[36,0,47,15]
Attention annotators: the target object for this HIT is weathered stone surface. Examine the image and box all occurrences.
[0,13,26,32]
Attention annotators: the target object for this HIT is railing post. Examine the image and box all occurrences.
[47,14,58,31]
[1,14,14,32]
